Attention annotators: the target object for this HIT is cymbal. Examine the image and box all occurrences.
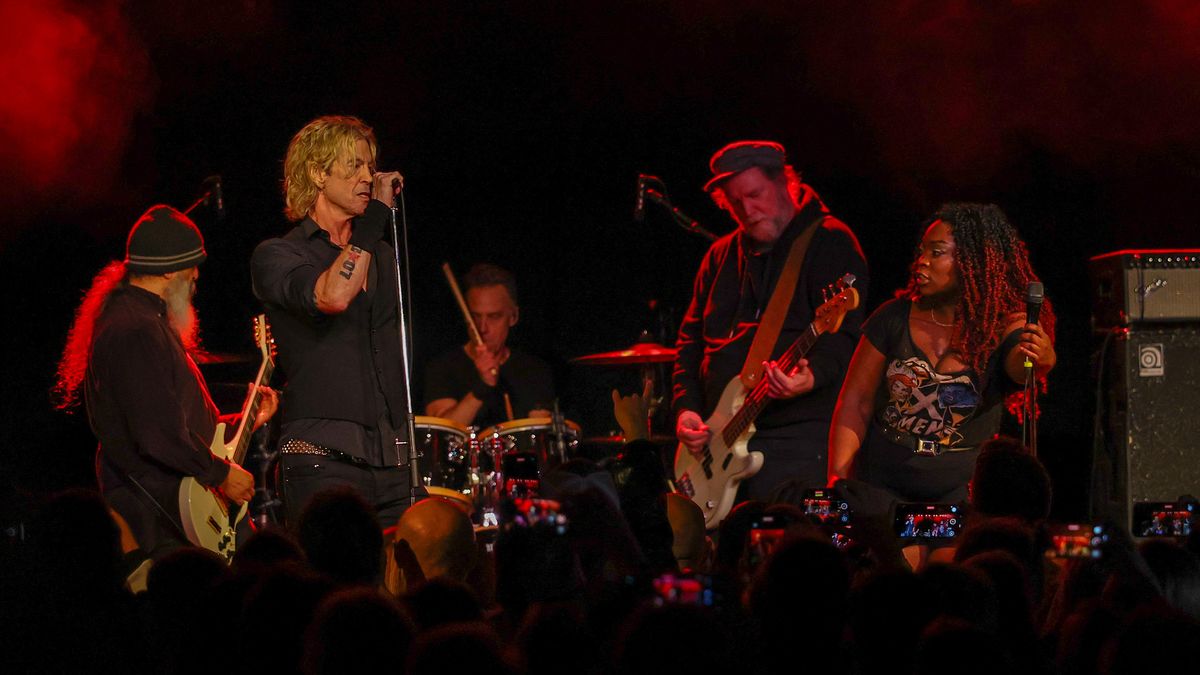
[571,342,677,366]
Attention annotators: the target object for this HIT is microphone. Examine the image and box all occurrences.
[634,174,647,222]
[204,175,225,220]
[1025,281,1044,325]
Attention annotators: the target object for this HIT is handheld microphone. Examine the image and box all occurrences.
[1025,281,1044,325]
[204,175,225,220]
[634,175,647,222]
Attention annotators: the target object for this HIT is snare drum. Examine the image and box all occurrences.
[479,417,582,471]
[412,416,472,492]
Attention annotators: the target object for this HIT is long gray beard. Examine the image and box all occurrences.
[165,281,201,351]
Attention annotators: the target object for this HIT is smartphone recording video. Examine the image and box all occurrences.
[652,572,716,607]
[894,503,964,539]
[1046,523,1108,559]
[508,497,568,535]
[802,488,852,528]
[747,513,792,567]
[502,452,540,499]
[1132,502,1194,538]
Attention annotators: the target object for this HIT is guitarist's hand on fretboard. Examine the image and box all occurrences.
[676,410,712,456]
[761,358,814,399]
[251,384,280,432]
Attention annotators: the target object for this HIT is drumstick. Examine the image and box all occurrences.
[441,263,485,348]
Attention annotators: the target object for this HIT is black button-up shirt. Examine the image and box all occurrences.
[251,217,410,465]
[87,284,230,527]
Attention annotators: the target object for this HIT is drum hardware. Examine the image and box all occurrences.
[634,174,719,242]
[573,332,674,439]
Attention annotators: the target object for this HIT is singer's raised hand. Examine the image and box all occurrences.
[372,171,403,207]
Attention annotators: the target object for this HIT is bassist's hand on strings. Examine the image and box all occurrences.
[676,410,712,456]
[762,358,814,399]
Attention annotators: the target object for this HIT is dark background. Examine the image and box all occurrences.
[4,1,1199,520]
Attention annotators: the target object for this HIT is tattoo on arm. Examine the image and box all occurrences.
[337,246,364,280]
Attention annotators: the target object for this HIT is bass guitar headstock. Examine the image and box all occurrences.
[813,274,860,335]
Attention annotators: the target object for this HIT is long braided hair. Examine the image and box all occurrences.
[899,203,1055,380]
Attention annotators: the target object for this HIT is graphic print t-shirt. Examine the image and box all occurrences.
[863,298,1019,448]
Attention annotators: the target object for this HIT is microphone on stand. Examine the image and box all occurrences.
[1026,281,1044,325]
[1022,281,1044,457]
[634,175,647,222]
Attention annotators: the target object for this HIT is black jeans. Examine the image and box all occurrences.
[736,419,830,503]
[278,454,412,530]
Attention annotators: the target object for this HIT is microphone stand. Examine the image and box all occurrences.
[388,186,424,506]
[1022,357,1038,457]
[645,189,718,242]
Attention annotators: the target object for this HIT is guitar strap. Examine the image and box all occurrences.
[119,469,192,542]
[739,215,825,389]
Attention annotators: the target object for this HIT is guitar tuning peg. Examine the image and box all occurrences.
[822,287,830,302]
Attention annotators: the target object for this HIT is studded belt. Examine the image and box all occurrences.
[280,439,372,467]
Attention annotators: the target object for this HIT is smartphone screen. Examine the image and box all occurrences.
[510,497,567,535]
[1132,502,1194,538]
[747,514,791,567]
[652,572,715,607]
[502,452,540,498]
[802,488,852,527]
[1046,523,1108,559]
[893,503,964,539]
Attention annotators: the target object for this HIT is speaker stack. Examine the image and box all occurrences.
[1089,250,1200,530]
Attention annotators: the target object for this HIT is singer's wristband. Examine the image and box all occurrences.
[470,380,498,400]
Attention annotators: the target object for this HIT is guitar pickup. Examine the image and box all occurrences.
[206,516,223,535]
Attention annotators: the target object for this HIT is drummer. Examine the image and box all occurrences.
[424,263,555,428]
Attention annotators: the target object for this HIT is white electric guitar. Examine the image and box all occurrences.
[674,274,860,529]
[178,314,275,561]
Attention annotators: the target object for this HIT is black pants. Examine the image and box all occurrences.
[278,454,412,530]
[736,419,830,503]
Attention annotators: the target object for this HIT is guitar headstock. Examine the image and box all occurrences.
[813,274,860,335]
[253,314,276,365]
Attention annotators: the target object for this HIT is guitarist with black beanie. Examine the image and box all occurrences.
[55,205,278,558]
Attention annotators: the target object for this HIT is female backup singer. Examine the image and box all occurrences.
[828,203,1056,504]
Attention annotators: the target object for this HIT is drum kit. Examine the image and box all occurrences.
[205,327,679,528]
[412,337,677,525]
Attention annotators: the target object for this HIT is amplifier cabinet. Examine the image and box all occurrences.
[1093,327,1200,529]
[1089,249,1200,327]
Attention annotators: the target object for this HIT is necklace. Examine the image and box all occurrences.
[929,308,954,328]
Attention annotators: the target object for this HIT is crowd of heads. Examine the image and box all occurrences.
[4,436,1199,674]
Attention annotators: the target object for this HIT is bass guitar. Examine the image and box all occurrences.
[674,274,860,529]
[178,314,275,561]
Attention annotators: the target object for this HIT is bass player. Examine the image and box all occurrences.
[672,140,869,503]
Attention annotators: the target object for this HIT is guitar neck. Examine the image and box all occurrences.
[721,324,821,447]
[229,358,274,466]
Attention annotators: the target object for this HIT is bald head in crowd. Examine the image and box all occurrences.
[392,498,477,588]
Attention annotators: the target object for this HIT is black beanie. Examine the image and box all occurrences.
[125,205,207,275]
